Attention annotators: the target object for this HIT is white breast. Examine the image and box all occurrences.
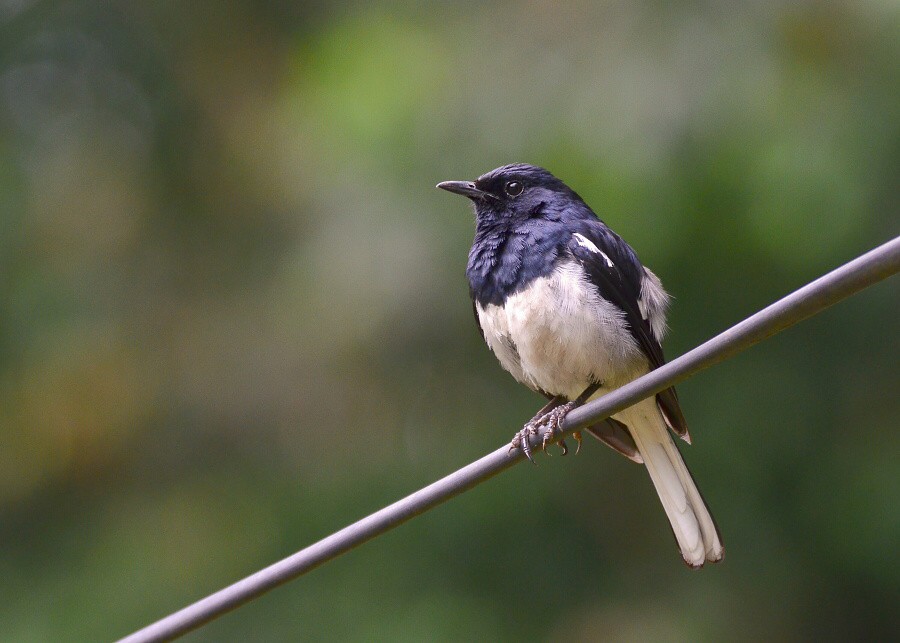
[476,258,647,400]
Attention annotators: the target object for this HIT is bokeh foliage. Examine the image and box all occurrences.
[0,1,897,640]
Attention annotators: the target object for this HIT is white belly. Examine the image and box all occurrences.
[475,259,647,400]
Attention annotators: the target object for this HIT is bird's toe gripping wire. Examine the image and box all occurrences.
[509,401,579,463]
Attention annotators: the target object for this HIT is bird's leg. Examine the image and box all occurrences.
[509,396,565,464]
[537,383,600,455]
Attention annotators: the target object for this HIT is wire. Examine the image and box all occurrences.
[118,235,900,643]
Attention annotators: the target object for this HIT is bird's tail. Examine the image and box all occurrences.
[615,397,724,568]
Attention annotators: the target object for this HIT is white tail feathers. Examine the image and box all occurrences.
[616,398,724,568]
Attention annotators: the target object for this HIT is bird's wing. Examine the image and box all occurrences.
[566,225,663,366]
[567,224,690,440]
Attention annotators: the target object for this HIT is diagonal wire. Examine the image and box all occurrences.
[118,235,900,643]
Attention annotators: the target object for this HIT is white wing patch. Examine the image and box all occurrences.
[573,233,614,268]
[638,267,671,341]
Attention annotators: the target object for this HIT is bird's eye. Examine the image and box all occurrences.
[504,181,524,197]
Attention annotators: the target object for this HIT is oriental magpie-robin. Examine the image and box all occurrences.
[438,164,723,567]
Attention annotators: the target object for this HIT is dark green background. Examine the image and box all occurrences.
[1,1,897,640]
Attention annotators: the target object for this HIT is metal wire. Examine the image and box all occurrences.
[118,235,899,643]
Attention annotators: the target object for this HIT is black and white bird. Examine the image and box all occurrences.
[438,163,724,568]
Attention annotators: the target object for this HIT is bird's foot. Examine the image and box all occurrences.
[539,401,577,453]
[509,401,578,463]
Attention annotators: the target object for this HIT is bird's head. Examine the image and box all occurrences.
[437,163,584,227]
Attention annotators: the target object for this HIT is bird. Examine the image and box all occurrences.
[437,163,724,568]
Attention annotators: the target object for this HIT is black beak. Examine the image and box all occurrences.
[436,180,497,202]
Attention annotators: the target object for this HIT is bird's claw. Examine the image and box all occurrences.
[539,401,577,453]
[509,425,540,464]
[510,401,578,463]
[556,432,582,456]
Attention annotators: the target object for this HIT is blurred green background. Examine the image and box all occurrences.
[1,1,898,641]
